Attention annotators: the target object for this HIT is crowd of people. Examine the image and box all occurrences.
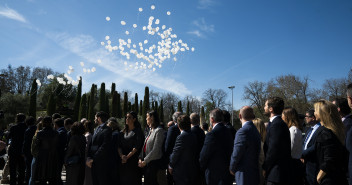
[1,83,352,185]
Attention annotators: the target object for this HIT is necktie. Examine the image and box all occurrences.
[303,128,313,149]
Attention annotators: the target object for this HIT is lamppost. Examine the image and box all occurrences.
[228,85,235,126]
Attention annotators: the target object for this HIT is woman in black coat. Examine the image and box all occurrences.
[314,100,348,185]
[65,122,86,185]
[31,116,59,185]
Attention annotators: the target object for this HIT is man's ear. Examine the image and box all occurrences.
[239,113,242,120]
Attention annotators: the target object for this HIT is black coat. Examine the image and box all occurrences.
[315,127,348,185]
[164,123,180,159]
[22,125,37,158]
[170,130,197,185]
[8,122,27,156]
[263,116,291,183]
[199,123,233,185]
[32,127,59,181]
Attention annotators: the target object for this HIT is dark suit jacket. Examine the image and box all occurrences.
[315,127,348,185]
[87,123,112,165]
[22,125,37,158]
[191,125,205,156]
[57,127,68,163]
[263,116,291,183]
[65,134,86,164]
[344,115,352,136]
[230,121,261,185]
[170,130,197,185]
[347,124,352,185]
[8,122,27,156]
[165,123,180,159]
[199,123,233,185]
[224,122,237,142]
[301,123,321,185]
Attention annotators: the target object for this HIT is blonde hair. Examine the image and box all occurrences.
[314,99,345,145]
[253,118,266,142]
[282,107,302,130]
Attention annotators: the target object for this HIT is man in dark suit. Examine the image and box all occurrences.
[199,109,233,185]
[345,83,352,185]
[86,111,112,185]
[222,110,236,141]
[230,106,261,185]
[53,118,67,185]
[301,109,321,185]
[165,112,182,185]
[262,97,291,185]
[22,116,37,185]
[333,97,352,135]
[190,113,205,185]
[8,113,27,185]
[169,115,197,185]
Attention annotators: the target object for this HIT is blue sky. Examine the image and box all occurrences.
[1,0,352,110]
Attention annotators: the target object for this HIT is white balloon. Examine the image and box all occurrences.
[153,68,156,71]
[68,66,73,70]
[80,62,84,67]
[121,21,126,25]
[125,31,129,35]
[97,59,102,63]
[107,40,111,45]
[144,40,148,44]
[143,26,147,30]
[47,75,54,79]
[155,19,160,25]
[127,39,131,43]
[105,35,110,40]
[124,62,127,65]
[139,8,143,12]
[106,16,110,21]
[101,42,105,46]
[151,5,155,10]
[133,24,137,28]
[167,11,171,15]
[162,25,166,30]
[191,47,195,52]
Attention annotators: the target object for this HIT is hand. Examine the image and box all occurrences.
[317,170,326,184]
[138,160,146,168]
[229,170,235,176]
[86,159,93,168]
[168,166,173,175]
[121,155,128,164]
[263,170,266,178]
[300,158,305,163]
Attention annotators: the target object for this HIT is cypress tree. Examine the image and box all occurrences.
[139,100,143,115]
[29,79,37,118]
[177,101,183,113]
[154,101,158,113]
[134,93,139,113]
[128,101,132,112]
[87,95,90,118]
[142,86,150,126]
[117,92,122,118]
[73,76,82,121]
[106,96,110,116]
[79,94,87,120]
[111,83,116,96]
[123,92,128,116]
[88,84,95,121]
[99,83,106,112]
[47,93,56,116]
[186,101,190,115]
[152,101,155,110]
[159,100,164,123]
[200,106,205,124]
[112,91,118,117]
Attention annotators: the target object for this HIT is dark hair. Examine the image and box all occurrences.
[16,113,26,123]
[84,120,94,134]
[148,110,160,128]
[267,97,285,115]
[177,115,191,130]
[64,118,74,127]
[222,110,231,123]
[42,116,53,128]
[123,111,141,133]
[96,111,109,123]
[347,83,352,97]
[202,122,209,131]
[71,122,85,135]
[306,109,315,118]
[108,117,120,131]
[54,118,64,127]
[25,116,36,126]
[210,109,223,123]
[334,97,351,116]
[282,107,302,130]
[52,113,61,120]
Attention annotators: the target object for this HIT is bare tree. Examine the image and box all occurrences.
[182,95,201,114]
[202,88,228,109]
[243,81,268,118]
[322,78,348,100]
[160,92,179,121]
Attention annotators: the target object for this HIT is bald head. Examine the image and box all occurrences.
[239,106,255,122]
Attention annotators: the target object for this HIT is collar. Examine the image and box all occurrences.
[270,115,279,122]
[342,114,351,122]
[213,122,220,129]
[242,121,251,127]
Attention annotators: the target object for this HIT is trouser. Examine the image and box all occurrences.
[144,161,159,185]
[166,169,174,185]
[24,155,33,185]
[9,154,25,185]
[91,162,111,185]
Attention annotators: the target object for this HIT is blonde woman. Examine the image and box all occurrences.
[282,107,304,185]
[314,100,348,185]
[252,118,266,185]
